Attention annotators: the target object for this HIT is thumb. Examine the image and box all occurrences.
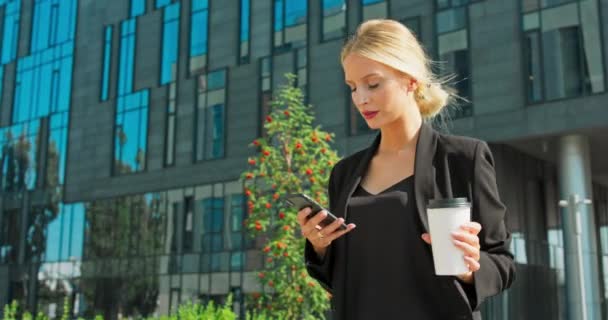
[421,233,432,244]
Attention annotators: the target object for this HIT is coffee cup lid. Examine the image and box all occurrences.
[427,198,471,209]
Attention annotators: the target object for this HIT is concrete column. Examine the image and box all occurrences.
[557,134,602,320]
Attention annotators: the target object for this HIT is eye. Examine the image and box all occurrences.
[349,86,357,93]
[368,83,379,89]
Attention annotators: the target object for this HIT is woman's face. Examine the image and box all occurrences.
[343,53,416,130]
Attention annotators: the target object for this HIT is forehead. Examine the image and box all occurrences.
[343,54,395,82]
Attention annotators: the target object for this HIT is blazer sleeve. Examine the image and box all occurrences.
[304,161,341,293]
[470,141,516,310]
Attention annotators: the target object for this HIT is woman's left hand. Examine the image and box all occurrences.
[421,221,482,284]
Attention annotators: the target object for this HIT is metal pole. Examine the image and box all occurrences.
[559,193,592,320]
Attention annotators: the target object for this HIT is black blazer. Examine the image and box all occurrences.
[305,123,516,320]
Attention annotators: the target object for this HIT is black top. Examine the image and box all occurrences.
[344,175,451,319]
[304,123,515,320]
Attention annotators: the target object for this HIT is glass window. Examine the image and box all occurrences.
[160,3,180,85]
[274,0,307,51]
[156,0,173,9]
[195,69,227,161]
[1,0,21,64]
[239,0,250,64]
[436,5,472,118]
[101,25,113,102]
[0,120,40,191]
[165,83,177,166]
[131,0,146,17]
[521,0,605,103]
[259,56,272,137]
[436,7,466,34]
[190,0,208,75]
[114,19,148,174]
[361,0,387,21]
[31,0,77,53]
[0,67,4,107]
[295,47,307,98]
[114,96,149,174]
[321,0,346,41]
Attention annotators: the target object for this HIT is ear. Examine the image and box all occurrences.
[407,78,419,93]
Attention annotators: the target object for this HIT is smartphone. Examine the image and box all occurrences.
[284,193,347,230]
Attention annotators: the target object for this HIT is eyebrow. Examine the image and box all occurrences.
[345,73,381,85]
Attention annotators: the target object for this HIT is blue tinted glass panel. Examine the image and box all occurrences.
[323,0,345,14]
[436,7,466,34]
[118,19,136,96]
[48,112,68,185]
[285,0,306,26]
[274,0,284,32]
[362,0,383,4]
[131,0,146,17]
[114,106,148,173]
[156,0,171,9]
[240,0,250,41]
[203,198,224,233]
[1,1,21,64]
[101,26,113,101]
[0,120,40,191]
[161,3,180,85]
[190,7,208,56]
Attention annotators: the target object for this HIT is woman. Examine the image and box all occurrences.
[297,19,515,320]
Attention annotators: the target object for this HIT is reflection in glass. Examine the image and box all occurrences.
[161,3,180,85]
[274,0,307,50]
[195,69,226,161]
[190,0,209,75]
[437,24,472,118]
[0,120,40,191]
[524,0,605,102]
[322,0,346,41]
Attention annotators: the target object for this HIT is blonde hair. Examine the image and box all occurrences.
[341,19,453,119]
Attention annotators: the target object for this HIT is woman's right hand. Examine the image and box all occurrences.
[297,207,356,259]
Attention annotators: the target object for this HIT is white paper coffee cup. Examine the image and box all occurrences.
[427,198,471,276]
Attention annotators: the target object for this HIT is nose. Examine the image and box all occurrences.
[352,90,369,106]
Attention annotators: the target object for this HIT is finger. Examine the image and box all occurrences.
[296,207,312,225]
[324,223,356,243]
[453,239,480,261]
[464,256,480,272]
[421,233,432,244]
[319,217,346,236]
[451,231,480,248]
[301,210,328,237]
[460,222,482,235]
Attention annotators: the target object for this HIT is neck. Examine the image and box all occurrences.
[378,113,422,155]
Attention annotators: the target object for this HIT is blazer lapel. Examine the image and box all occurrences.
[413,122,438,232]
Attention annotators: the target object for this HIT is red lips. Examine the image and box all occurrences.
[362,111,379,119]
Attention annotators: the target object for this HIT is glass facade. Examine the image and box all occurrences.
[273,0,307,51]
[321,0,347,41]
[1,0,21,64]
[361,0,387,21]
[189,0,208,75]
[114,19,149,174]
[239,0,250,64]
[0,1,607,319]
[195,69,227,161]
[160,3,180,85]
[521,0,605,103]
[435,0,473,118]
